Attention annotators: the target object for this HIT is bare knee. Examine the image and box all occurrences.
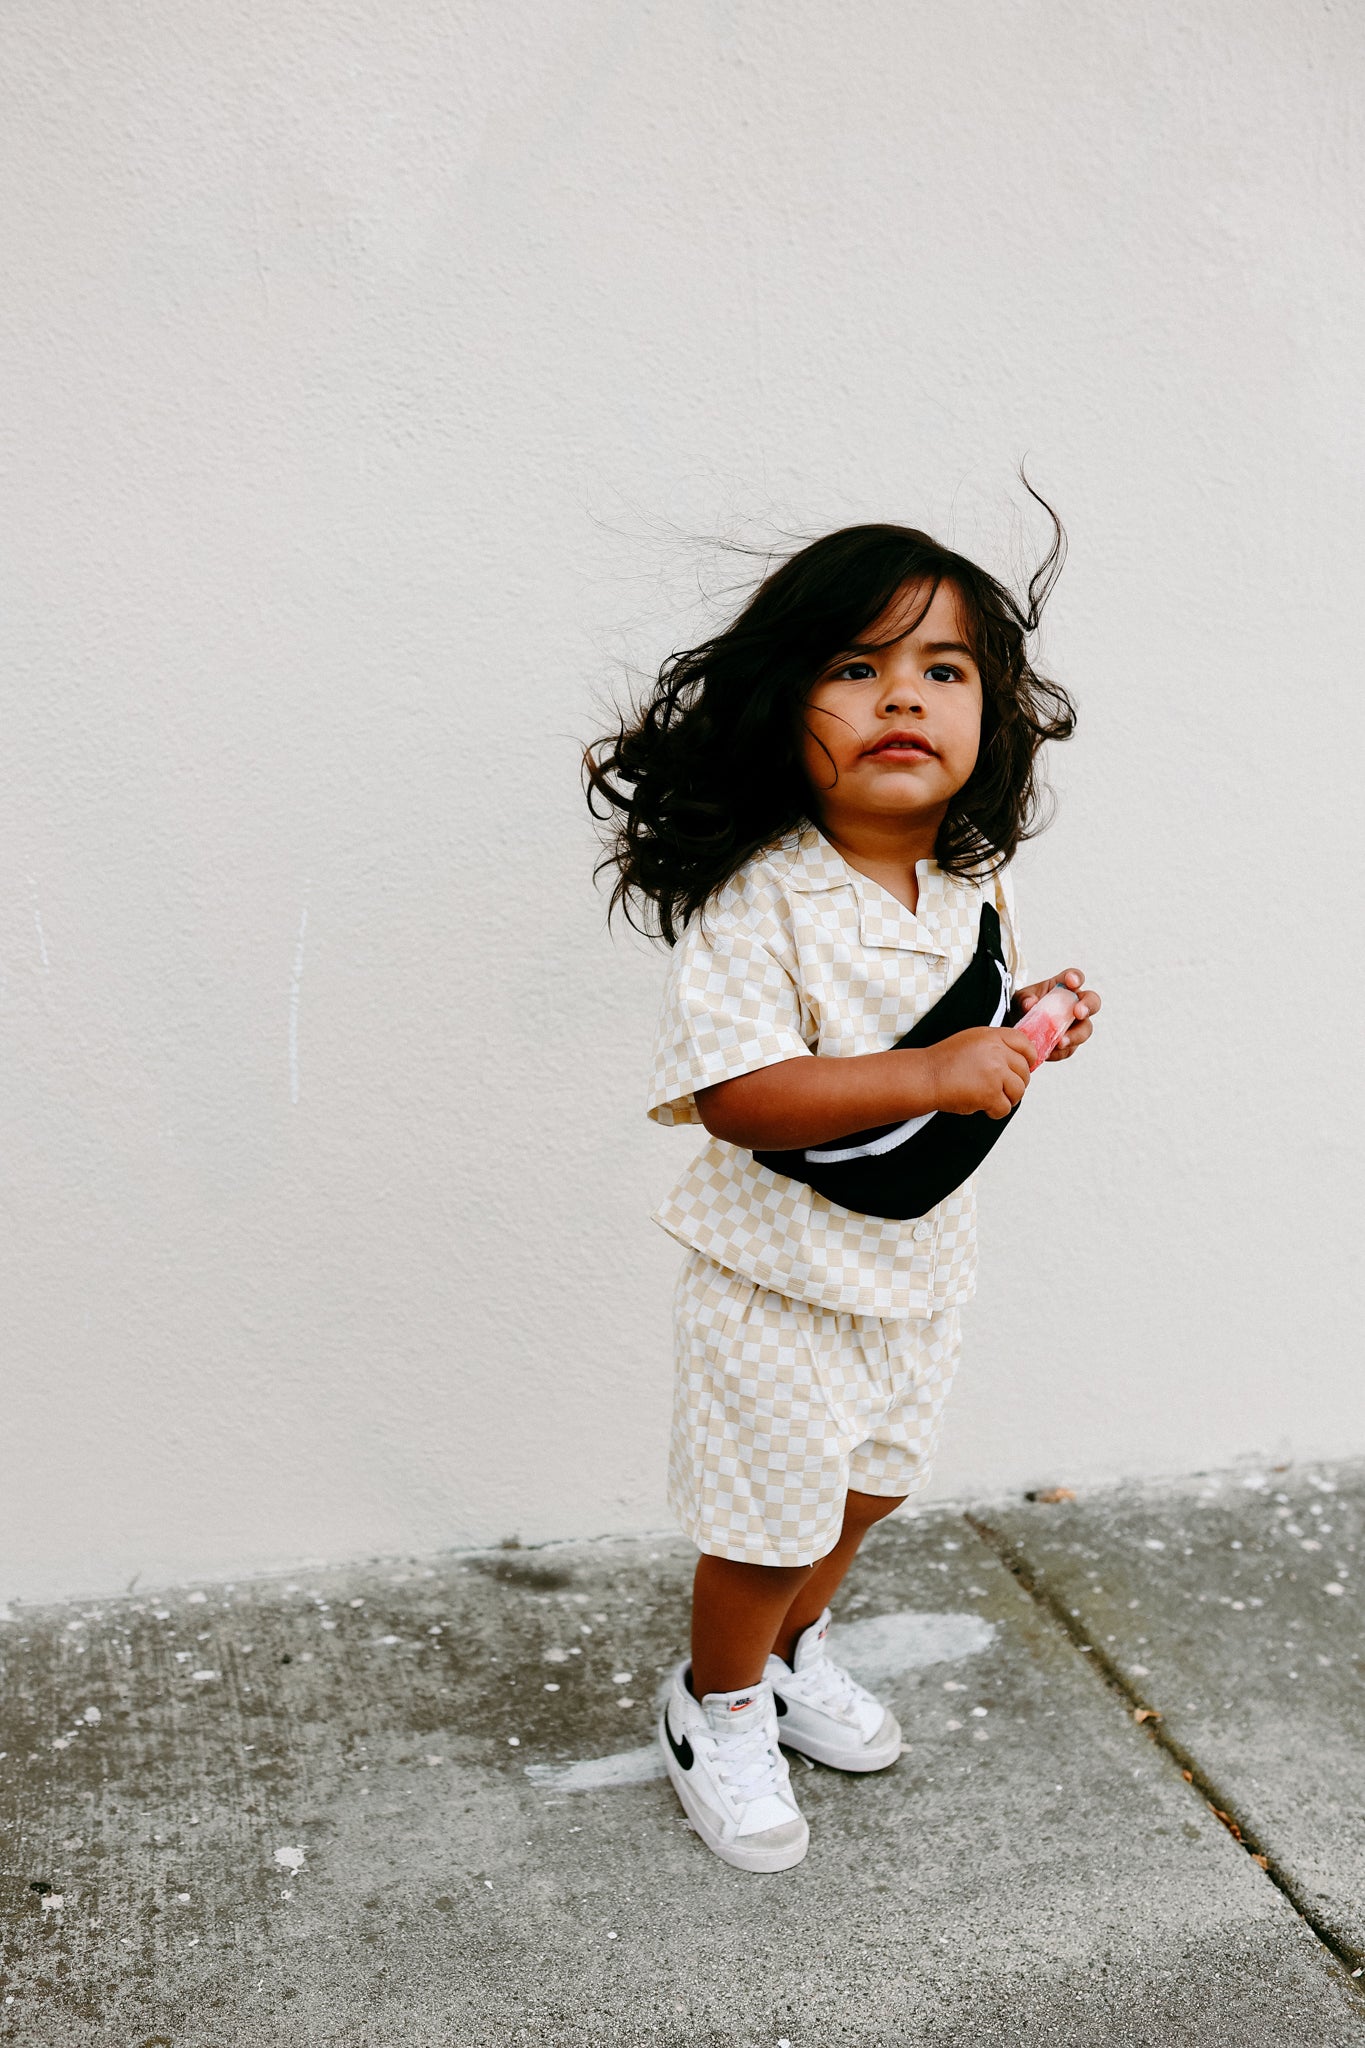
[843,1488,908,1532]
[694,1553,812,1603]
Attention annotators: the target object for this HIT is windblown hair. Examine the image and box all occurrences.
[585,485,1076,945]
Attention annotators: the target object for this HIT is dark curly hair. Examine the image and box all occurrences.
[585,484,1076,945]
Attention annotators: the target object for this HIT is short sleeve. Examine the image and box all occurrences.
[646,915,813,1127]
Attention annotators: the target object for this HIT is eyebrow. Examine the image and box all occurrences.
[834,634,979,664]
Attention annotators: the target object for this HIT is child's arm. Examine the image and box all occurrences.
[697,1027,1038,1150]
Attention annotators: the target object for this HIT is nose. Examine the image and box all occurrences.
[881,686,923,716]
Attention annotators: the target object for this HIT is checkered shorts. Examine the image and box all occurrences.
[668,1248,962,1567]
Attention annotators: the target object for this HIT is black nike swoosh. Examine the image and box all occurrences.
[663,1707,694,1772]
[773,1692,788,1717]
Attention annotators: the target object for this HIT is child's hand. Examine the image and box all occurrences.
[1012,968,1101,1060]
[923,1027,1039,1120]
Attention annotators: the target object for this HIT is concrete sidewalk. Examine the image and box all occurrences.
[3,1464,1364,2047]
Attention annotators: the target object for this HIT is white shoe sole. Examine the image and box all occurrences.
[775,1705,903,1773]
[658,1711,810,1873]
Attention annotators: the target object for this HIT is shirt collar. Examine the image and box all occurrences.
[772,823,969,956]
[771,824,853,895]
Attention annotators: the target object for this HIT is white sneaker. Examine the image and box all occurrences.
[765,1607,902,1772]
[658,1664,809,1872]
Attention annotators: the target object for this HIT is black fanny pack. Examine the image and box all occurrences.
[752,900,1017,1220]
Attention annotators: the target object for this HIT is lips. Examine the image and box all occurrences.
[865,729,936,758]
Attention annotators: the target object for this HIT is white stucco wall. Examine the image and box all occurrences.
[3,0,1363,1602]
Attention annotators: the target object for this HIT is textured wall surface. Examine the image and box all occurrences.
[3,0,1363,1601]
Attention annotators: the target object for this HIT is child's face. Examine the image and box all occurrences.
[800,579,984,837]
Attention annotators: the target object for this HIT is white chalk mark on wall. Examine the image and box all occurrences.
[28,876,49,972]
[288,884,311,1106]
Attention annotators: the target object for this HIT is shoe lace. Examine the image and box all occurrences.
[708,1717,788,1804]
[793,1649,870,1722]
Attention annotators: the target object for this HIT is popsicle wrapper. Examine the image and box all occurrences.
[1016,982,1081,1063]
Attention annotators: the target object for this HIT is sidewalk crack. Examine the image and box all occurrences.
[964,1508,1365,1993]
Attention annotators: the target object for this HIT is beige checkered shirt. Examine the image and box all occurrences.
[647,824,1025,1317]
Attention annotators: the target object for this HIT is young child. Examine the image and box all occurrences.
[586,510,1100,1871]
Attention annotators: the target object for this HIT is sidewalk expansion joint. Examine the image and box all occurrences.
[963,1508,1365,1996]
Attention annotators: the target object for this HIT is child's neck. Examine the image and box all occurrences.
[813,810,942,915]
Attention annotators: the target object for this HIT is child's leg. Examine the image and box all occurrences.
[689,1488,905,1695]
[770,1488,905,1666]
[690,1556,811,1698]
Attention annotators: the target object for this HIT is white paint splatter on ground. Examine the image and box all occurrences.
[526,1745,665,1792]
[525,1608,997,1794]
[273,1846,306,1875]
[830,1609,996,1687]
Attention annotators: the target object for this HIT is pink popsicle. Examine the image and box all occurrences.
[1015,982,1083,1063]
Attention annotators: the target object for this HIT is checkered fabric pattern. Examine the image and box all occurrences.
[647,824,1025,1318]
[669,1247,963,1565]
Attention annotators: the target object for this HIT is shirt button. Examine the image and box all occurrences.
[913,1221,932,1242]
